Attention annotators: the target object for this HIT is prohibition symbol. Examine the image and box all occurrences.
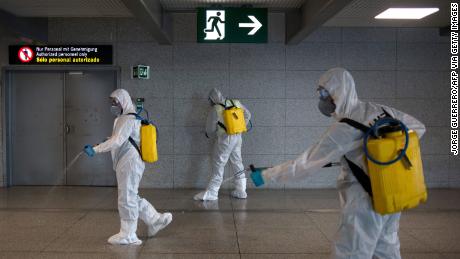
[18,47,34,63]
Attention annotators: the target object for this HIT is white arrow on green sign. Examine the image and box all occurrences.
[239,15,263,35]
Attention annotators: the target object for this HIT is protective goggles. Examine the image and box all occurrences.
[318,87,331,100]
[110,97,120,106]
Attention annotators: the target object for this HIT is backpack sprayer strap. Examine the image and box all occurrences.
[127,112,143,158]
[128,137,142,157]
[339,118,373,197]
[217,121,227,132]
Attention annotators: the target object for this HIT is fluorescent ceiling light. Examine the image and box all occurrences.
[375,8,439,19]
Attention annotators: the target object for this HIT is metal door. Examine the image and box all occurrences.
[65,71,116,186]
[10,71,65,185]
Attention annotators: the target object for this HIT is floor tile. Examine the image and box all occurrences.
[235,211,316,229]
[441,253,460,259]
[307,212,340,241]
[241,254,329,259]
[0,211,84,252]
[43,211,137,253]
[399,229,437,253]
[406,228,460,252]
[237,227,331,254]
[142,228,238,253]
[400,212,460,229]
[139,254,240,259]
[400,253,443,259]
[168,211,235,229]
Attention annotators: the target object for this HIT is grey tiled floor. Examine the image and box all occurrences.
[0,187,460,258]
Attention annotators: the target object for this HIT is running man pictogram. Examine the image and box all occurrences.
[204,10,226,40]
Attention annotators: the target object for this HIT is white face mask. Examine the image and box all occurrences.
[110,105,123,116]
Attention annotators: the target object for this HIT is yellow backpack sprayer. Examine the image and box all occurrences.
[128,109,158,163]
[340,116,427,215]
[217,99,249,135]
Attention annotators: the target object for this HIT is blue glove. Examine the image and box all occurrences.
[83,145,95,157]
[250,168,265,187]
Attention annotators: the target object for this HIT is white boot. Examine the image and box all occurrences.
[108,219,142,245]
[193,189,219,201]
[231,178,247,199]
[147,213,173,237]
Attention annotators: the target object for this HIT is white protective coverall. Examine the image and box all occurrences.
[261,68,425,259]
[94,89,172,245]
[194,88,252,201]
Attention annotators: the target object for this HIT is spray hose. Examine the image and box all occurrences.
[363,117,410,166]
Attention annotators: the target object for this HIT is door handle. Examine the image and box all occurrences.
[65,124,71,134]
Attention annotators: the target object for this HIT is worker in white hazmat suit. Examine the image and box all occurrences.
[250,68,425,258]
[84,89,172,245]
[194,88,252,201]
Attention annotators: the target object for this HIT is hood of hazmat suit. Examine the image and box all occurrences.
[208,88,226,105]
[262,68,426,258]
[94,89,171,245]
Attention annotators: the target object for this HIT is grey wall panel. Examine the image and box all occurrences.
[173,155,211,188]
[396,71,449,99]
[397,28,449,43]
[229,70,285,99]
[140,155,174,188]
[241,127,285,155]
[56,18,116,43]
[118,43,173,70]
[450,156,460,188]
[173,70,229,98]
[230,44,285,70]
[286,100,334,127]
[174,127,212,155]
[397,43,450,71]
[241,99,285,127]
[303,27,342,43]
[352,71,396,99]
[285,127,327,155]
[142,98,174,126]
[342,28,396,42]
[174,99,209,126]
[286,71,325,99]
[173,44,229,70]
[423,155,450,188]
[286,42,341,70]
[117,18,155,42]
[342,43,396,70]
[394,99,449,127]
[419,127,451,156]
[156,126,174,155]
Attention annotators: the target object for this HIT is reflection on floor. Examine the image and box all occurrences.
[0,187,459,258]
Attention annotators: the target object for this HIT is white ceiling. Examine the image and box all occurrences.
[325,0,449,27]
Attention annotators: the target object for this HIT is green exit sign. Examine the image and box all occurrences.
[197,8,267,43]
[132,65,149,79]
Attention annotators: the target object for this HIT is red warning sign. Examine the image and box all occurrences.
[18,47,34,63]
